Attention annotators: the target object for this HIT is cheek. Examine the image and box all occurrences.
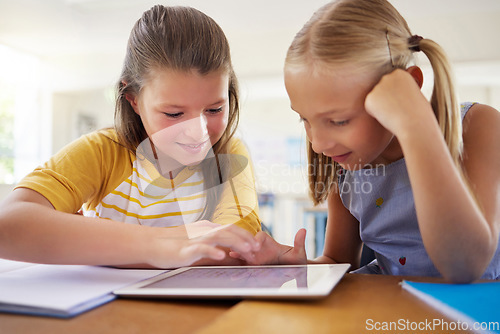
[208,114,229,139]
[150,126,180,152]
[367,120,392,141]
[139,110,168,137]
[356,119,393,152]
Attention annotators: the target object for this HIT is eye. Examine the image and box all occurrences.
[330,120,349,126]
[206,106,223,114]
[163,112,183,118]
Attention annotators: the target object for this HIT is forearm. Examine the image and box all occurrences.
[0,200,153,266]
[114,255,246,269]
[399,121,496,281]
[309,255,336,264]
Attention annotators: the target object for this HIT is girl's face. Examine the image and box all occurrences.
[129,69,229,167]
[284,67,402,170]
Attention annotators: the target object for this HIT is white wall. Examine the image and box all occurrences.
[0,184,14,201]
[51,88,115,154]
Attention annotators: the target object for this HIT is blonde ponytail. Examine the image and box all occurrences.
[419,39,462,165]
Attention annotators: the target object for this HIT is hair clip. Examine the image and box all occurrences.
[408,35,423,52]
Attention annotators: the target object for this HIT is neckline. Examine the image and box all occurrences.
[343,157,406,177]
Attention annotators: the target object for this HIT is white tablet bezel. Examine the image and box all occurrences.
[113,264,350,300]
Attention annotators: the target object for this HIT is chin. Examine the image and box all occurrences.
[339,163,361,171]
[339,159,373,171]
[177,152,212,167]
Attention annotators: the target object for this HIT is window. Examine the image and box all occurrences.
[0,45,42,184]
[0,79,14,184]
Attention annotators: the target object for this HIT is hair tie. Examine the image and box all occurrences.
[408,35,423,52]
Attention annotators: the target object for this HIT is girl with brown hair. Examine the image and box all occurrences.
[0,5,261,268]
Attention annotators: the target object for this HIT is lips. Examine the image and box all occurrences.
[182,142,205,149]
[177,140,209,154]
[330,152,351,163]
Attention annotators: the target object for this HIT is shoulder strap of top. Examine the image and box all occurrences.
[460,102,477,121]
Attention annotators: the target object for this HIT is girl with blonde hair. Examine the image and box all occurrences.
[234,0,500,282]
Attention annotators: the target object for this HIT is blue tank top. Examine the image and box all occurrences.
[338,102,500,279]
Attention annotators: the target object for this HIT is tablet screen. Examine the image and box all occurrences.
[114,264,350,299]
[143,266,308,290]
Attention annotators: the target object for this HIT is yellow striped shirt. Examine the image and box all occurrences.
[16,129,261,234]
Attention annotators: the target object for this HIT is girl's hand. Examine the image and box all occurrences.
[229,228,307,265]
[147,221,261,269]
[364,68,434,137]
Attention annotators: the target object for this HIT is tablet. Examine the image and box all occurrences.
[113,264,350,300]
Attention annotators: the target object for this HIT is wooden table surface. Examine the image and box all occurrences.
[0,273,474,334]
[197,274,473,334]
[0,297,236,334]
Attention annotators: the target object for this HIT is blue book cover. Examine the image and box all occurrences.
[402,280,500,334]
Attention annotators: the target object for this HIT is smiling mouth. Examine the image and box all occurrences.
[177,140,209,153]
[182,142,205,148]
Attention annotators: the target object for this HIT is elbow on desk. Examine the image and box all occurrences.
[437,253,494,284]
[441,271,479,284]
[429,232,498,283]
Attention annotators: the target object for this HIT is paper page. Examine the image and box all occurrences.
[0,261,165,312]
[0,258,35,274]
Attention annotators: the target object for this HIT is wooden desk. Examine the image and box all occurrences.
[0,274,472,334]
[197,274,473,334]
[0,298,236,334]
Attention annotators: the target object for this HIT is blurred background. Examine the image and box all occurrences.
[1,0,499,251]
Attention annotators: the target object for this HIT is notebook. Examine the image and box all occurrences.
[0,259,164,318]
[114,263,350,300]
[402,280,500,334]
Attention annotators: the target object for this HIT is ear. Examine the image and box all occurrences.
[124,93,140,115]
[122,81,140,114]
[406,66,424,88]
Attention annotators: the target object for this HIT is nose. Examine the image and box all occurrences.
[182,115,209,142]
[309,126,336,155]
